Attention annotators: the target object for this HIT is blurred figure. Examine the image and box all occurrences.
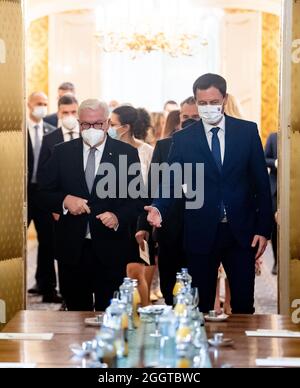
[27,92,61,303]
[224,93,244,119]
[108,100,119,113]
[265,132,278,275]
[151,112,165,141]
[179,96,200,129]
[163,100,179,119]
[161,110,180,139]
[110,105,154,306]
[133,107,155,146]
[44,82,76,128]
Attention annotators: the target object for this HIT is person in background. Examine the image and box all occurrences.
[39,99,142,311]
[109,105,154,306]
[150,112,165,141]
[161,110,180,139]
[44,82,76,128]
[146,73,273,314]
[163,100,179,119]
[108,100,119,113]
[39,95,80,174]
[136,97,200,305]
[224,93,244,119]
[27,92,62,303]
[133,107,155,146]
[264,132,278,275]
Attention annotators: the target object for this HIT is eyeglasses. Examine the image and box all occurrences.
[79,121,107,130]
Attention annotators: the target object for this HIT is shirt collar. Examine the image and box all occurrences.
[83,135,107,153]
[28,118,43,130]
[203,115,226,135]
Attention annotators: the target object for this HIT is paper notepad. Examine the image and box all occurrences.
[0,333,53,340]
[0,363,36,368]
[256,358,300,367]
[246,329,300,338]
[139,240,150,265]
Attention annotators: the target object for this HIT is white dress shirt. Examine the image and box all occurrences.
[61,125,80,142]
[202,115,226,163]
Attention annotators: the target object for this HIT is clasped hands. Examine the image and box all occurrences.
[63,195,118,229]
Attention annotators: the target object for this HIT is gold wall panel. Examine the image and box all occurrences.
[290,0,300,303]
[27,16,48,95]
[261,12,280,145]
[0,0,25,328]
[0,258,24,330]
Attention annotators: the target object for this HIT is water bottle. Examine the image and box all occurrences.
[119,278,134,330]
[181,268,192,289]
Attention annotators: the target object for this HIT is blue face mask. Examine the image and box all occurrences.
[108,126,118,139]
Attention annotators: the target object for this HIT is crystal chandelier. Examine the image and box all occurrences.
[95,0,205,58]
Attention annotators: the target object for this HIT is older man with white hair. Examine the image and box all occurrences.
[39,99,143,311]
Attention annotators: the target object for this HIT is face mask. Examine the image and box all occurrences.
[108,126,118,139]
[62,115,78,130]
[198,104,223,125]
[81,128,105,147]
[182,118,198,129]
[32,106,47,120]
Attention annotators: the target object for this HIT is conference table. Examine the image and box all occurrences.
[0,311,300,368]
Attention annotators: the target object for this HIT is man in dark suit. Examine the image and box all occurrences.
[265,132,278,275]
[44,82,76,128]
[38,94,80,176]
[146,74,273,314]
[27,92,61,303]
[136,97,200,305]
[39,99,143,311]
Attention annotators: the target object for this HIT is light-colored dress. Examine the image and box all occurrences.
[137,142,154,184]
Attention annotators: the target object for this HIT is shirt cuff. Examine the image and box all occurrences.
[114,223,119,232]
[62,202,68,215]
[274,159,278,169]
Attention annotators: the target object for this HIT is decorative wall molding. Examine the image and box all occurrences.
[0,38,6,64]
[0,299,6,324]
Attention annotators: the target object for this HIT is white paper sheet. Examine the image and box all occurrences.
[139,240,150,265]
[245,330,300,338]
[256,358,300,367]
[0,333,53,340]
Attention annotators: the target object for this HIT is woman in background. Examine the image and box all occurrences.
[109,105,154,306]
[160,110,180,140]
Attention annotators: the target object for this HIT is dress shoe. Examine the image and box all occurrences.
[28,285,42,295]
[42,292,63,304]
[272,264,278,275]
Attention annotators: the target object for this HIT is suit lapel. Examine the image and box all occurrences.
[73,138,90,196]
[57,128,64,143]
[193,121,220,177]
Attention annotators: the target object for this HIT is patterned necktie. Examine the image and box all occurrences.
[85,147,96,193]
[211,127,225,220]
[32,124,41,183]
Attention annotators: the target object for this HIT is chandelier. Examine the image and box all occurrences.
[95,0,206,58]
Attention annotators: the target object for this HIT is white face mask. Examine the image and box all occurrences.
[81,128,105,147]
[32,106,47,120]
[62,115,78,130]
[198,104,223,125]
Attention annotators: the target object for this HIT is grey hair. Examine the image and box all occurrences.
[78,99,109,119]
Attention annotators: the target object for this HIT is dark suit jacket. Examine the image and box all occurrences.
[152,115,273,255]
[28,122,55,184]
[44,113,58,128]
[264,132,277,204]
[38,136,143,266]
[37,128,64,183]
[138,137,184,243]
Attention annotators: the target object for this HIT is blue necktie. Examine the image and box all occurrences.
[211,127,226,220]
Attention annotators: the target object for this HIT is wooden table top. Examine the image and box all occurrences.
[1,311,300,368]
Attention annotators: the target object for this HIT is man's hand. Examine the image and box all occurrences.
[251,235,268,260]
[63,195,91,216]
[135,230,150,251]
[96,212,119,229]
[145,206,162,228]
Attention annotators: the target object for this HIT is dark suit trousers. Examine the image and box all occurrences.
[158,236,186,306]
[28,183,56,294]
[187,223,256,314]
[58,239,127,311]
